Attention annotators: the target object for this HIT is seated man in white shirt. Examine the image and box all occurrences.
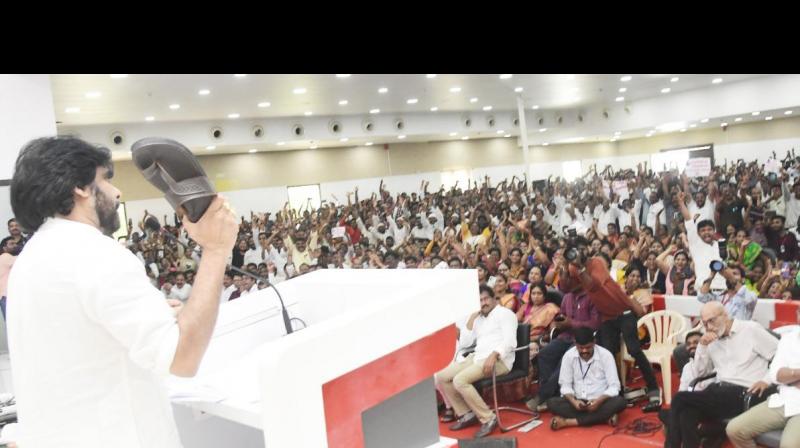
[727,305,800,448]
[169,272,192,303]
[435,285,518,439]
[547,326,627,430]
[667,302,778,448]
[238,275,257,298]
[219,271,236,303]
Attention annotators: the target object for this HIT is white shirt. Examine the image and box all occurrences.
[680,358,714,392]
[646,200,666,230]
[594,205,619,237]
[559,345,620,400]
[219,284,237,303]
[785,195,800,230]
[767,329,800,418]
[692,319,778,388]
[685,218,727,291]
[689,199,716,223]
[169,283,192,303]
[7,218,181,448]
[243,247,264,267]
[461,305,517,371]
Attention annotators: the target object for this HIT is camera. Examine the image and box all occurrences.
[709,260,725,273]
[564,247,580,262]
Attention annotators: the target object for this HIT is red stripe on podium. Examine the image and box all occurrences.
[322,324,456,448]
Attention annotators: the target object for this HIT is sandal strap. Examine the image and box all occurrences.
[142,162,215,206]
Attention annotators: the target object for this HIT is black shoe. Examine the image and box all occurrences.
[440,408,456,423]
[474,416,498,438]
[449,413,479,431]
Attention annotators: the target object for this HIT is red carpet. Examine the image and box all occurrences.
[438,369,736,448]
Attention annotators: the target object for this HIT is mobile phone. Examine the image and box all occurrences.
[781,262,791,279]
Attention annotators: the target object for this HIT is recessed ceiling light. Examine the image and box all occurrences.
[721,122,728,127]
[542,142,549,146]
[365,142,374,146]
[618,87,627,93]
[461,136,469,140]
[248,148,257,153]
[169,104,181,110]
[426,74,437,79]
[620,75,632,82]
[340,137,349,142]
[304,111,313,116]
[258,102,271,108]
[369,108,380,114]
[701,118,710,123]
[496,130,505,134]
[514,87,523,93]
[712,78,723,84]
[198,89,211,96]
[539,128,547,132]
[752,111,761,116]
[670,77,680,83]
[407,98,419,104]
[338,100,348,106]
[689,124,697,128]
[646,134,652,138]
[786,110,794,115]
[504,134,511,138]
[310,144,318,149]
[206,145,215,150]
[661,88,671,94]
[469,97,479,103]
[610,138,618,142]
[765,116,773,121]
[532,105,540,110]
[228,113,240,119]
[277,142,285,146]
[680,128,687,132]
[450,86,462,93]
[378,87,388,94]
[335,74,351,78]
[397,135,406,139]
[482,106,493,111]
[615,96,625,102]
[449,132,458,137]
[293,87,307,94]
[145,116,155,121]
[234,74,247,78]
[734,117,742,122]
[109,74,128,78]
[499,74,513,80]
[85,91,102,98]
[430,106,439,112]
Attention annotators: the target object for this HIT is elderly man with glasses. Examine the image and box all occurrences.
[666,302,779,448]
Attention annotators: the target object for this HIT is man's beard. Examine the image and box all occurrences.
[94,187,120,236]
[726,280,739,291]
[5,246,22,256]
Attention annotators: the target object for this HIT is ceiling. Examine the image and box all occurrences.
[50,74,800,158]
[51,74,765,126]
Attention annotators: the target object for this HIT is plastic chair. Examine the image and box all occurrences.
[620,310,687,405]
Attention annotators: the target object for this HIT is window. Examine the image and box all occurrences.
[440,170,471,190]
[287,184,321,212]
[562,160,583,182]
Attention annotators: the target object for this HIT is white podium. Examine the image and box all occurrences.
[171,269,477,448]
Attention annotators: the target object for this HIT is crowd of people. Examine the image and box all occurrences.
[3,148,799,446]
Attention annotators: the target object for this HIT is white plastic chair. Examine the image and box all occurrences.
[772,324,800,336]
[620,310,687,405]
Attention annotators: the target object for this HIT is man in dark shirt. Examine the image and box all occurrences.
[568,250,662,406]
[716,185,746,232]
[765,215,799,262]
[525,252,601,412]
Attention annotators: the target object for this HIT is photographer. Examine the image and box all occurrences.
[697,263,757,321]
[565,242,662,408]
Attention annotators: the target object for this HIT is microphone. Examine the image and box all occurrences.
[142,214,295,335]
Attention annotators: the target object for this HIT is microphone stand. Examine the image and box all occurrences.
[146,219,295,335]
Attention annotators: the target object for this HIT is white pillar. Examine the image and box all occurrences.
[516,96,530,168]
[0,75,56,391]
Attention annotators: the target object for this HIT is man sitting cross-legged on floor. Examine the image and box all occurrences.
[435,284,518,439]
[547,326,627,430]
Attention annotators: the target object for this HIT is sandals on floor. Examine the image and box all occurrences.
[131,137,217,223]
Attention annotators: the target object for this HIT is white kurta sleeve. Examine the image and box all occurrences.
[84,248,179,376]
